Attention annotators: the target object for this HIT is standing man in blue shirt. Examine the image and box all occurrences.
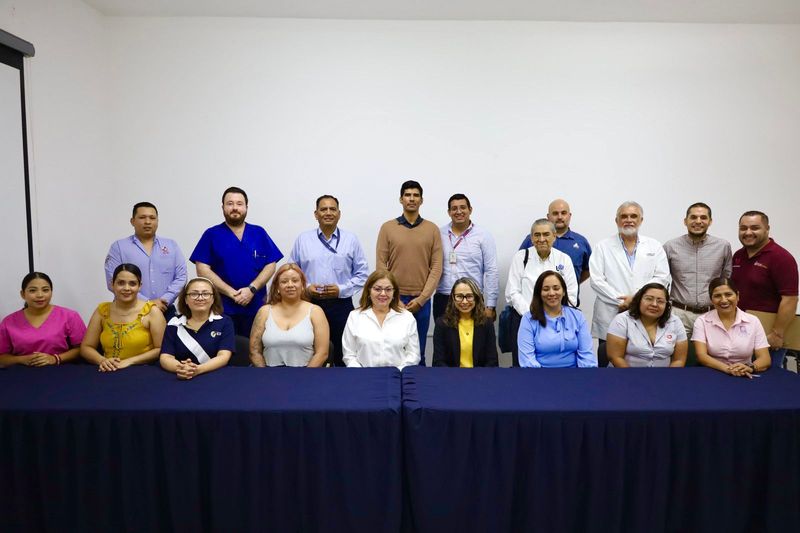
[290,194,369,366]
[190,187,283,337]
[433,193,499,321]
[519,198,592,302]
[105,201,187,316]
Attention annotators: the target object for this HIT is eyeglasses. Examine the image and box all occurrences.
[187,292,213,300]
[642,295,667,306]
[453,293,475,302]
[371,286,394,294]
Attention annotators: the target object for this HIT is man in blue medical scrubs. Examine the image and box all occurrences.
[190,187,283,337]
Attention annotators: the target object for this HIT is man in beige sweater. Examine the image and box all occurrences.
[376,180,443,363]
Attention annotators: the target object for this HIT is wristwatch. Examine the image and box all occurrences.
[248,285,257,294]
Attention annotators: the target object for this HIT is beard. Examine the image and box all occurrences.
[618,226,638,237]
[224,212,246,227]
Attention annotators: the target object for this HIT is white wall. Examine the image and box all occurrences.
[2,4,800,325]
[0,0,111,315]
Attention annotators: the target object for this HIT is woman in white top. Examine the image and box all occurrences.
[249,264,329,367]
[606,283,688,368]
[342,270,420,369]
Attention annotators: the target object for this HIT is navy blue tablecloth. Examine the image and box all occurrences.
[402,367,800,533]
[0,366,402,533]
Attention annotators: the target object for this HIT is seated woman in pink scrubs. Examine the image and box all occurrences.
[0,272,86,367]
[693,277,771,377]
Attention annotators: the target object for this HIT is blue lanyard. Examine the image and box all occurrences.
[318,230,340,254]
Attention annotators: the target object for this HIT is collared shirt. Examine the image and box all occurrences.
[589,234,671,339]
[691,309,769,366]
[376,216,443,301]
[519,229,592,284]
[161,313,235,364]
[517,306,595,368]
[731,239,799,313]
[190,223,283,316]
[663,234,732,308]
[437,222,499,307]
[105,235,187,304]
[342,308,420,369]
[505,248,578,316]
[619,235,639,269]
[290,227,369,299]
[607,311,687,368]
[396,215,424,229]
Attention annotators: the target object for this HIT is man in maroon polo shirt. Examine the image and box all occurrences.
[731,210,798,369]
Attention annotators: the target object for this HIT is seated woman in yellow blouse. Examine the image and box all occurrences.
[432,277,498,367]
[81,263,166,371]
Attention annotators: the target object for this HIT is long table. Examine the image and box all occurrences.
[0,366,402,533]
[402,367,800,533]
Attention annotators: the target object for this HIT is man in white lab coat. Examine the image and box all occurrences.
[589,201,671,366]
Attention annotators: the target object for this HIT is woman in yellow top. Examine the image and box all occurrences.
[81,263,166,371]
[432,278,498,367]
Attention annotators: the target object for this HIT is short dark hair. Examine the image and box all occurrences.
[529,270,573,326]
[21,271,52,291]
[315,195,339,209]
[400,180,423,197]
[447,193,471,210]
[708,277,739,298]
[222,186,249,205]
[628,283,671,328]
[112,263,142,283]
[132,202,158,217]
[739,210,769,225]
[685,202,711,218]
[176,278,223,318]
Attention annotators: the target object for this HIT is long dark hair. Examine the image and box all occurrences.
[628,283,671,328]
[443,277,489,328]
[529,270,572,326]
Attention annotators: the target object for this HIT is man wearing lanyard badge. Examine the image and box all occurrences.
[433,193,499,321]
[190,186,283,337]
[290,195,369,366]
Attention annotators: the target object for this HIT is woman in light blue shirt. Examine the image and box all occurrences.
[518,270,596,368]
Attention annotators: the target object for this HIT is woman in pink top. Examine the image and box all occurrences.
[692,277,771,377]
[0,272,86,367]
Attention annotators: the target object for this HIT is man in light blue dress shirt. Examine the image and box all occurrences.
[291,195,369,366]
[434,193,499,321]
[104,202,187,316]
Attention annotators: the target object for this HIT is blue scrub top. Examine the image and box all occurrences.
[190,223,283,316]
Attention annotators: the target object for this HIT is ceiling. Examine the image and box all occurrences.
[82,0,800,24]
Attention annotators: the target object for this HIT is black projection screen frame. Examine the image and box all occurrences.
[0,29,35,273]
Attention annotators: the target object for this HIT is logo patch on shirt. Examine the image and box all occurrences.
[556,264,564,272]
[754,261,768,270]
[211,331,221,338]
[573,243,580,249]
[160,245,170,255]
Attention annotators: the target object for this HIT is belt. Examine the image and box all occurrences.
[672,301,712,314]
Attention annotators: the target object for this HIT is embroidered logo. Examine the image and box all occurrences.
[573,243,580,249]
[211,331,221,338]
[754,261,768,270]
[556,264,564,272]
[160,245,170,255]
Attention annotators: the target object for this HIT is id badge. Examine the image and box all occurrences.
[449,251,457,264]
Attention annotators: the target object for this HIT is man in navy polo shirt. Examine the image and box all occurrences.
[731,210,798,369]
[190,187,283,337]
[519,199,591,302]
